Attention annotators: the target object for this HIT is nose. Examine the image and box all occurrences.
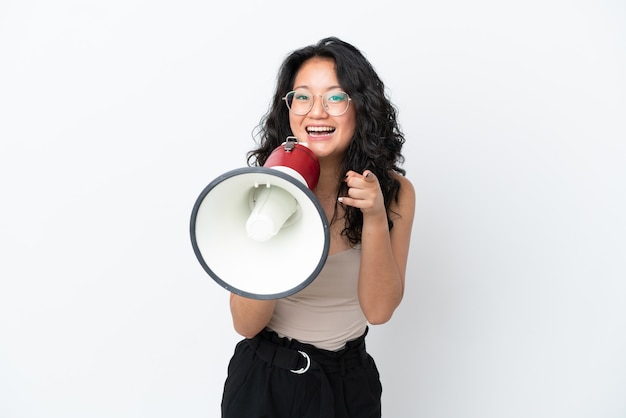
[308,95,327,117]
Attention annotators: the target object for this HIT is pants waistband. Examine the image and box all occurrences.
[249,328,369,375]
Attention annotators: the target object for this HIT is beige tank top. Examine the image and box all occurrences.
[266,246,367,351]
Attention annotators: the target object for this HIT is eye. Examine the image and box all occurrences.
[326,92,348,103]
[294,92,311,101]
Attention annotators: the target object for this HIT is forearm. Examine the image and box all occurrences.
[358,215,405,324]
[229,293,277,338]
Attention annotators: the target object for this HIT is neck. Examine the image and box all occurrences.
[314,160,342,200]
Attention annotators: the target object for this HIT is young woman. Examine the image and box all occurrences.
[222,36,415,418]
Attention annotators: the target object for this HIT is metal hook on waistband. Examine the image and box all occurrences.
[290,350,311,374]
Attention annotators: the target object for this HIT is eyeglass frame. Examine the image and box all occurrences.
[282,89,352,116]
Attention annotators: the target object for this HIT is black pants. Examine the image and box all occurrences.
[221,328,382,418]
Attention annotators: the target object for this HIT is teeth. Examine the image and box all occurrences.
[307,127,334,133]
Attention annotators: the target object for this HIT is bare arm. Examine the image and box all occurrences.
[229,293,277,339]
[341,171,415,324]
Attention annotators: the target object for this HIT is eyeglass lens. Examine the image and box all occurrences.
[284,90,350,116]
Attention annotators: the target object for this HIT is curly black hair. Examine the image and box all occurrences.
[247,36,407,245]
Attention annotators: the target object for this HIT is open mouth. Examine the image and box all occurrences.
[306,126,335,136]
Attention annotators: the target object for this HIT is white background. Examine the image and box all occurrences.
[1,0,625,417]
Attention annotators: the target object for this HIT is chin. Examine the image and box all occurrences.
[305,142,330,156]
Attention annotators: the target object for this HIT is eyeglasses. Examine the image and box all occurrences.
[283,89,352,116]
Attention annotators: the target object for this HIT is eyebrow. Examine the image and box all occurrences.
[292,85,345,91]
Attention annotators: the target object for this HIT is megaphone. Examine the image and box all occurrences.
[190,137,330,300]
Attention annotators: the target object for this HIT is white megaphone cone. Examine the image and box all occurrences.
[190,137,330,299]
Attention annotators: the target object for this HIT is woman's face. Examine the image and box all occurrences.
[288,57,356,163]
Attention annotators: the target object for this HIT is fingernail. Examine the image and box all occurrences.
[337,197,343,203]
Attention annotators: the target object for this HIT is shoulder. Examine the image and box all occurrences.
[392,171,415,202]
[389,171,416,219]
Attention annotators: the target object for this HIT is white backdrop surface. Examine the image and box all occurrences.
[1,1,625,417]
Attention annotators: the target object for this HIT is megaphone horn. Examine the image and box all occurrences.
[190,137,330,300]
